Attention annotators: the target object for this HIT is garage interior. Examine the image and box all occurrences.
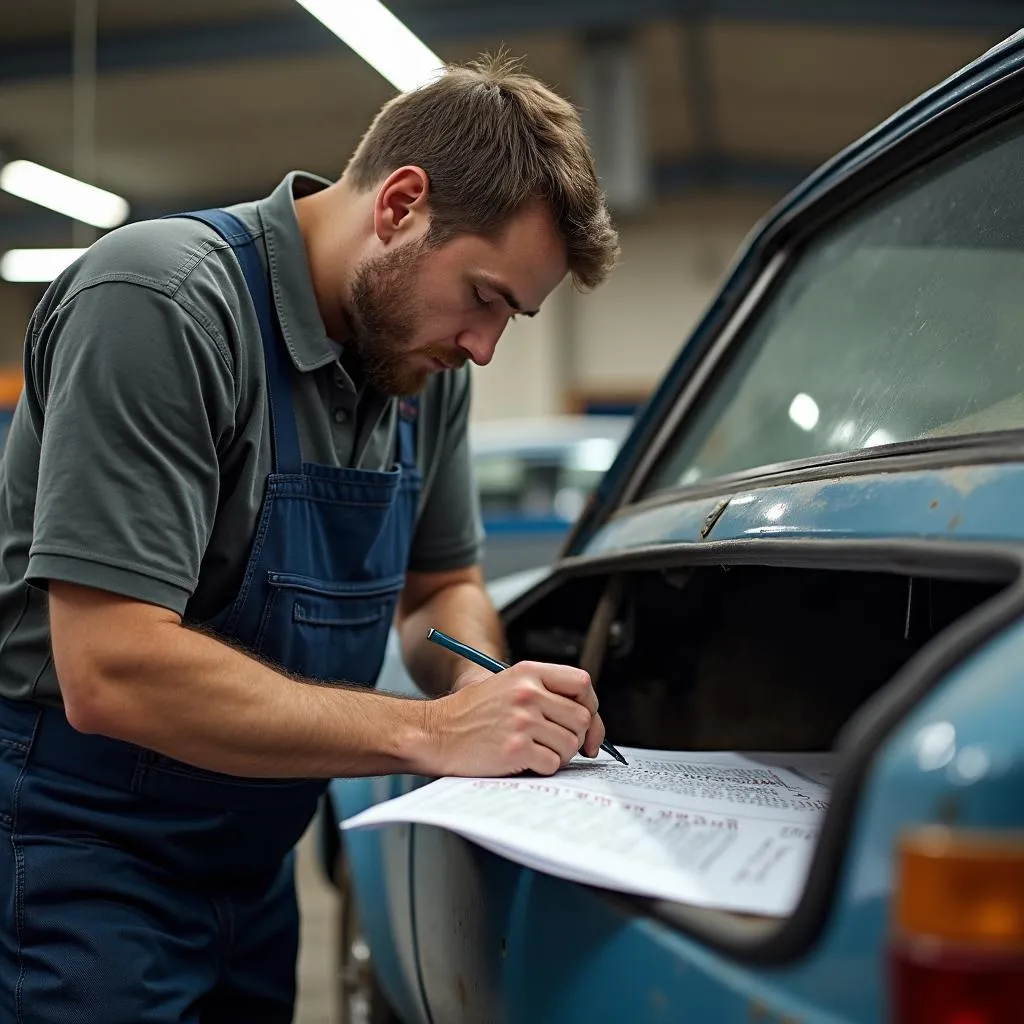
[0,3,1017,1021]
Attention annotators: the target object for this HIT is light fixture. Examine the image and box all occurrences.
[788,393,820,432]
[0,160,129,229]
[294,0,444,93]
[0,248,89,283]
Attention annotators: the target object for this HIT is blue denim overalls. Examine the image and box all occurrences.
[0,209,421,1022]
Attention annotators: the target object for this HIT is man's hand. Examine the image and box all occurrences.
[449,665,492,693]
[421,661,606,777]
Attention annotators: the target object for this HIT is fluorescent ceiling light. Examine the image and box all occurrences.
[294,0,443,92]
[1,248,88,283]
[0,160,129,229]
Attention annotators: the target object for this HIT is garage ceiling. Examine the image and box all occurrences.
[0,0,1012,247]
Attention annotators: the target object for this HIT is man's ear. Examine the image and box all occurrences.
[374,166,430,244]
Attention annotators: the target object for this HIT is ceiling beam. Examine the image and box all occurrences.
[0,1,1016,85]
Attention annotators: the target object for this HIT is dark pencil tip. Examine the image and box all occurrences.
[603,743,628,766]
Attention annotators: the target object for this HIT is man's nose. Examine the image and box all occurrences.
[455,324,505,367]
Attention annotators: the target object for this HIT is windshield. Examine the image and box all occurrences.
[643,111,1024,498]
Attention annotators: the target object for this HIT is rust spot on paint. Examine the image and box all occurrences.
[948,513,962,531]
[456,974,467,1009]
[749,1001,768,1020]
[649,990,668,1010]
[930,500,939,509]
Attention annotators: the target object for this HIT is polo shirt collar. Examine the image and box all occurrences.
[257,171,338,373]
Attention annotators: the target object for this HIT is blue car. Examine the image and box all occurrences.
[321,31,1024,1024]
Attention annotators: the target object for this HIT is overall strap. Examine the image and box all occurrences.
[397,397,419,470]
[175,209,302,474]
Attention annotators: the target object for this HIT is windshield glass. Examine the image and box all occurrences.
[643,111,1024,497]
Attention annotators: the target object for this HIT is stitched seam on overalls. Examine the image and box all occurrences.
[8,712,39,1024]
[222,491,278,637]
[253,584,281,653]
[130,749,148,794]
[0,736,27,825]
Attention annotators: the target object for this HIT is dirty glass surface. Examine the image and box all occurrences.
[644,111,1024,497]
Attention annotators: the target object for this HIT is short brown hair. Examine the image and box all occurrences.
[345,54,619,290]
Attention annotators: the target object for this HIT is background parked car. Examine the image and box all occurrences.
[470,415,632,578]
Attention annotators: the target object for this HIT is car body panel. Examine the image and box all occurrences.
[342,780,427,1024]
[327,631,430,1024]
[587,462,1024,556]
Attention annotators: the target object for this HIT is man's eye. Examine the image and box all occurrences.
[473,288,490,308]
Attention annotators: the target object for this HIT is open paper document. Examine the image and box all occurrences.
[342,748,836,917]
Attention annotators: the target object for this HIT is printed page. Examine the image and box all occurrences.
[342,748,836,916]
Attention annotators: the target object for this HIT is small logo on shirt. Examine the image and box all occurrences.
[399,398,419,422]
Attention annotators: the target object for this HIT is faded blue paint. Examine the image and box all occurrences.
[588,462,1024,555]
[482,515,571,536]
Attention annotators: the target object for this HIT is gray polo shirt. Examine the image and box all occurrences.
[0,171,483,705]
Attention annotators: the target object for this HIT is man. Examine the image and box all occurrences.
[0,54,619,1022]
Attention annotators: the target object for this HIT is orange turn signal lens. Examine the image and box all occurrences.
[895,826,1024,950]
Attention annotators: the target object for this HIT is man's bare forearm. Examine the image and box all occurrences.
[52,590,436,779]
[50,582,607,783]
[398,578,507,697]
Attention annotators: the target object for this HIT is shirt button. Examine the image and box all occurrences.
[333,408,349,424]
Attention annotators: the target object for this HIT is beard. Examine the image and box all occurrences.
[347,240,466,396]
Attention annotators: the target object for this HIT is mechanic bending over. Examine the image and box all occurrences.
[0,55,619,1022]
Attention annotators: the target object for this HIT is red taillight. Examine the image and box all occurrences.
[890,826,1024,1024]
[890,942,1024,1024]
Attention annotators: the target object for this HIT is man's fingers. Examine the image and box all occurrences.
[537,691,592,743]
[529,720,584,768]
[524,743,562,777]
[513,662,598,716]
[582,713,606,758]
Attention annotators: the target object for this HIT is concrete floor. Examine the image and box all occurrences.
[295,827,342,1024]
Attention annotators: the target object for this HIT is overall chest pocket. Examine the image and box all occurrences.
[255,572,406,684]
